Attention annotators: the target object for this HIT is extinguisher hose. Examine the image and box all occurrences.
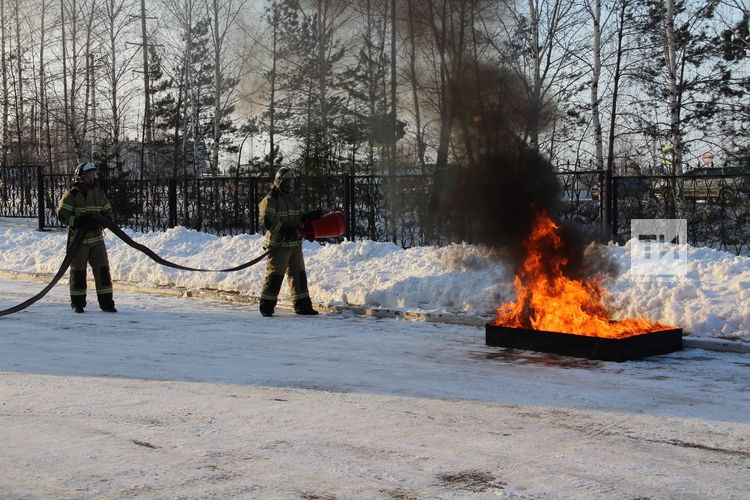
[0,215,270,317]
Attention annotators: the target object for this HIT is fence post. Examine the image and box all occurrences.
[37,166,45,230]
[611,176,618,242]
[342,175,350,238]
[344,175,355,240]
[603,168,611,237]
[250,177,258,234]
[168,178,177,228]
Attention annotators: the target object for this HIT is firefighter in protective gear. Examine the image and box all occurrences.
[258,167,320,317]
[57,162,117,313]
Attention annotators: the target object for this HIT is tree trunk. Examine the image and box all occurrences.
[1,0,8,168]
[13,0,24,163]
[664,0,682,220]
[212,0,220,174]
[605,0,627,234]
[39,0,53,168]
[140,0,151,177]
[527,0,541,151]
[60,0,71,168]
[79,0,96,160]
[364,0,374,168]
[317,0,327,156]
[424,0,457,243]
[665,0,681,175]
[105,0,120,172]
[268,1,278,168]
[588,0,604,239]
[172,57,186,177]
[186,8,199,175]
[389,0,396,175]
[590,0,603,171]
[406,0,424,166]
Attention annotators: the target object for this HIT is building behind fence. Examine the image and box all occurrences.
[1,165,749,254]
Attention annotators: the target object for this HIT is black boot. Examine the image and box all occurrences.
[96,292,117,312]
[259,298,276,317]
[99,294,117,312]
[293,297,319,316]
[71,297,86,313]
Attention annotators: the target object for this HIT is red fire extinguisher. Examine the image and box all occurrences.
[302,211,346,240]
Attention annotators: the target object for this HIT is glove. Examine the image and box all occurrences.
[301,209,323,222]
[279,224,301,241]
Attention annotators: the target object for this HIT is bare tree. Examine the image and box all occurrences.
[409,0,488,240]
[585,0,604,172]
[664,0,681,174]
[405,0,426,165]
[487,0,587,157]
[11,0,25,162]
[160,0,208,174]
[98,0,138,169]
[1,0,8,167]
[35,0,55,166]
[56,0,101,166]
[206,0,247,173]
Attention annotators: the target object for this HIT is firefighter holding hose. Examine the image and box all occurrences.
[258,166,321,317]
[57,162,117,314]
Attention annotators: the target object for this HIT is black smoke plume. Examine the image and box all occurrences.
[438,64,612,280]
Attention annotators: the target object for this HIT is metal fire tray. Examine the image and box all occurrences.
[485,324,683,362]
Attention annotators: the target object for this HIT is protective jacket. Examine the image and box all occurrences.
[57,182,113,245]
[259,187,302,249]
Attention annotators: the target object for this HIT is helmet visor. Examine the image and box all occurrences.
[280,178,295,193]
[78,162,97,180]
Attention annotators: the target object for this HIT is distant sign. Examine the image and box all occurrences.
[661,144,673,169]
[700,151,715,165]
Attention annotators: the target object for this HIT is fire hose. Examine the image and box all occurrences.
[0,213,270,317]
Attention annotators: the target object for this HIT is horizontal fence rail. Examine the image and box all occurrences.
[612,174,750,255]
[2,166,749,254]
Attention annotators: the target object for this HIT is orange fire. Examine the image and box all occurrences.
[491,211,669,338]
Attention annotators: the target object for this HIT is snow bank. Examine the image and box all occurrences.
[1,218,748,342]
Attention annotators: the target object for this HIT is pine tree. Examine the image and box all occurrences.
[265,0,347,176]
[632,0,725,173]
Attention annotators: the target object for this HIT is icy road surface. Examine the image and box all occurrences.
[1,277,748,498]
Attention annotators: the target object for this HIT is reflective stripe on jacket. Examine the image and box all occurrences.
[57,183,113,244]
[259,188,302,248]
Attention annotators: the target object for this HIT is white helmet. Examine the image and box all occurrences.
[75,162,97,181]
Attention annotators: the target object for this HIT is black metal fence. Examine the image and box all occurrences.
[2,165,749,254]
[612,175,750,255]
[0,165,40,219]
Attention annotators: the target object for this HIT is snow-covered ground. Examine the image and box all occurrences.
[1,217,749,497]
[1,217,749,342]
[1,276,749,498]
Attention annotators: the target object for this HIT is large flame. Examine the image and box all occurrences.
[492,211,669,338]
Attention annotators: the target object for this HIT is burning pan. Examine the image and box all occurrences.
[485,324,683,362]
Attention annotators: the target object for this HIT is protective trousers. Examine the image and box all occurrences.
[260,246,310,305]
[69,240,114,309]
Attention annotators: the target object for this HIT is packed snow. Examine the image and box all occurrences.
[1,276,749,498]
[1,217,749,497]
[0,217,748,343]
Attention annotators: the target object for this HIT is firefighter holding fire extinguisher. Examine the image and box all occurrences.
[258,166,321,317]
